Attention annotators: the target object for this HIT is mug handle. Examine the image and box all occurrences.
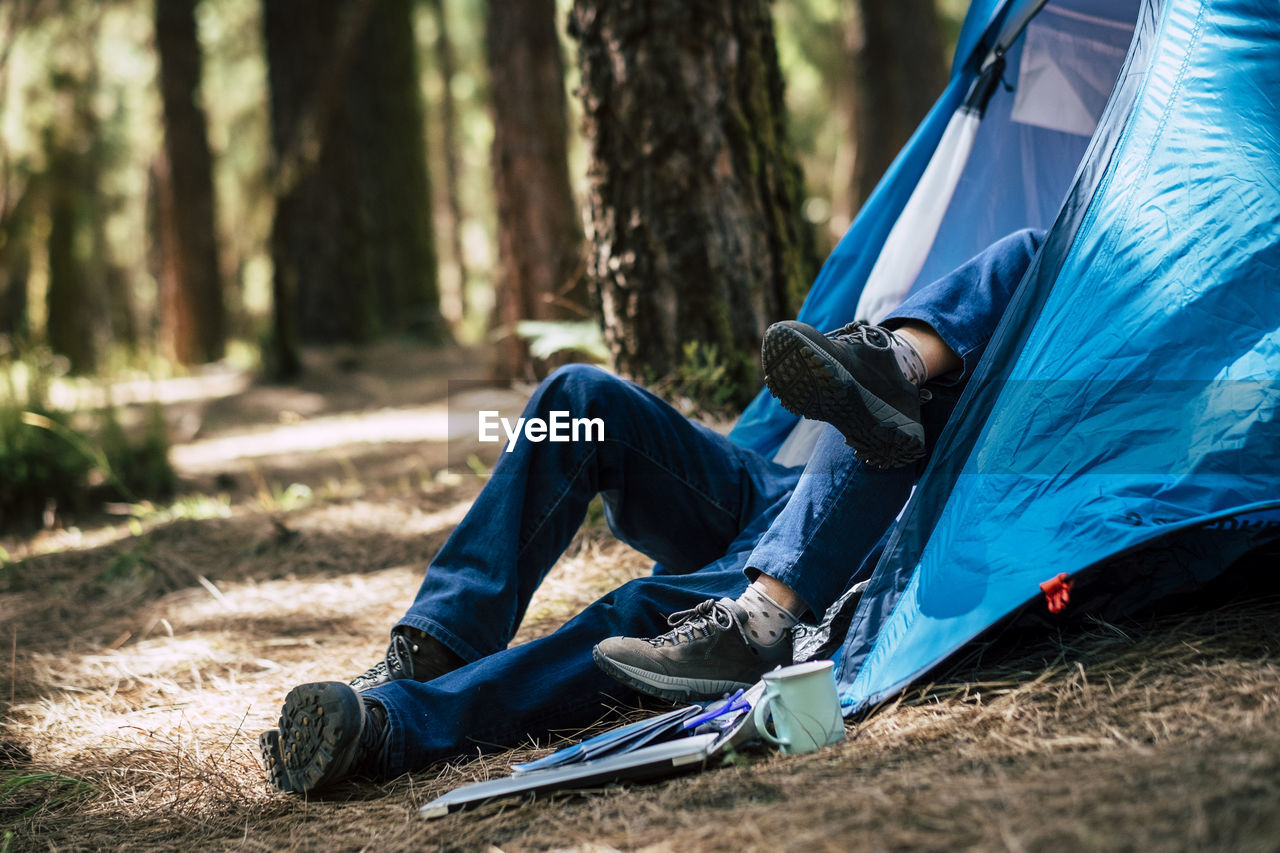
[752,693,789,747]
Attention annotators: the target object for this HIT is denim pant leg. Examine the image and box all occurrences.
[370,524,774,773]
[886,227,1045,382]
[399,364,799,662]
[747,383,968,617]
[743,229,1046,613]
[745,425,916,617]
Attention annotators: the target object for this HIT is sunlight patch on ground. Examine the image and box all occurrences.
[10,523,647,801]
[1,517,142,562]
[13,564,435,805]
[171,405,452,472]
[171,387,527,474]
[45,365,254,411]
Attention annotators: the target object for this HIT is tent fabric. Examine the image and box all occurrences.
[728,0,1133,460]
[853,108,984,325]
[833,0,1280,712]
[727,73,973,458]
[734,0,1278,714]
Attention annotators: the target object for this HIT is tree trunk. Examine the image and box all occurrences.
[851,0,948,208]
[1,237,30,341]
[45,144,99,374]
[487,0,584,381]
[262,0,444,375]
[155,0,225,364]
[427,0,470,327]
[570,0,816,405]
[349,0,443,339]
[0,182,36,341]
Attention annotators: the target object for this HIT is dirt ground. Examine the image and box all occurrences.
[2,343,1278,852]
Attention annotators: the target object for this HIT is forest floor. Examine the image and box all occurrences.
[2,342,1279,852]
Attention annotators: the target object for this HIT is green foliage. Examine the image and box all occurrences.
[97,404,175,502]
[270,482,313,512]
[94,538,154,600]
[0,346,175,530]
[0,403,95,527]
[0,769,95,820]
[128,493,232,524]
[252,481,313,513]
[515,320,609,363]
[671,341,745,417]
[465,453,490,479]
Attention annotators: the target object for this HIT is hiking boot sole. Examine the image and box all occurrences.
[258,729,296,793]
[762,322,925,468]
[592,646,751,703]
[273,681,366,794]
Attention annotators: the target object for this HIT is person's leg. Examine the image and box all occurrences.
[593,420,914,700]
[264,366,801,792]
[711,229,1049,610]
[745,380,963,616]
[759,228,1045,467]
[883,227,1046,384]
[397,364,797,667]
[743,424,917,618]
[267,533,769,790]
[375,547,763,775]
[592,232,1046,696]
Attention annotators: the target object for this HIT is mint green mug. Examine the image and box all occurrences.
[751,660,844,755]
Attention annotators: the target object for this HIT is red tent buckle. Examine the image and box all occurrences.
[1040,573,1073,613]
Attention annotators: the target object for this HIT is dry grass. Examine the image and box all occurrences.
[2,349,1278,852]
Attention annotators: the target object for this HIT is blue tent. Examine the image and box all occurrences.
[730,0,1280,713]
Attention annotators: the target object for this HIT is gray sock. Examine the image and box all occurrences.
[736,581,800,647]
[885,329,928,386]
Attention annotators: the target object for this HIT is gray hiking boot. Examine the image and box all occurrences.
[259,681,390,794]
[592,598,792,702]
[349,627,465,692]
[762,319,928,468]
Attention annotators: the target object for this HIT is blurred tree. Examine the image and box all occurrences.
[427,0,469,327]
[45,136,102,375]
[0,180,35,341]
[262,0,444,377]
[154,0,226,365]
[44,13,112,376]
[570,0,816,405]
[851,0,947,207]
[486,0,583,382]
[0,2,35,342]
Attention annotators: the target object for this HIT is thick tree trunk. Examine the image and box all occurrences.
[851,0,948,208]
[570,0,816,404]
[155,0,225,365]
[262,0,444,375]
[487,0,584,381]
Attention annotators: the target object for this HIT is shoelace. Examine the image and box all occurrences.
[830,320,891,349]
[351,634,416,688]
[834,320,933,405]
[352,661,390,688]
[649,599,743,647]
[385,633,416,678]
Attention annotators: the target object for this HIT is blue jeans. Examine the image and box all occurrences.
[365,228,1044,774]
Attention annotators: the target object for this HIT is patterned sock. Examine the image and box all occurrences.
[736,581,800,648]
[886,329,929,386]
